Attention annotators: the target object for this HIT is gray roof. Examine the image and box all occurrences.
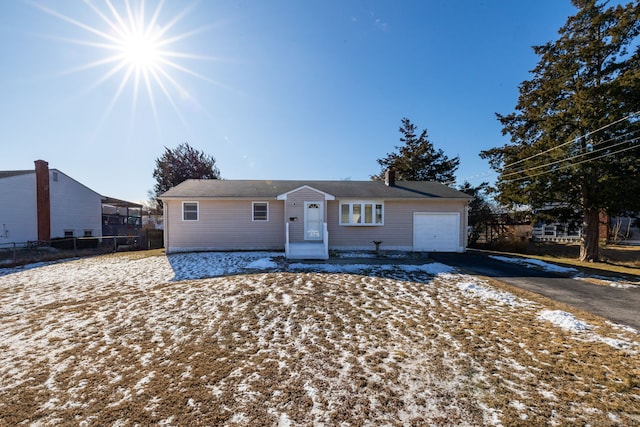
[0,170,34,179]
[160,179,473,200]
[1,168,141,206]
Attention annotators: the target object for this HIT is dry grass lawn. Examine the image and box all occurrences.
[0,253,638,426]
[486,241,640,271]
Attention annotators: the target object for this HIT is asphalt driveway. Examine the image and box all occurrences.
[430,251,640,330]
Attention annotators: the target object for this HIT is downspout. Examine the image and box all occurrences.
[285,222,290,258]
[323,223,329,260]
[163,201,169,253]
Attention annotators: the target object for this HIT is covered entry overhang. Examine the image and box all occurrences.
[277,185,335,260]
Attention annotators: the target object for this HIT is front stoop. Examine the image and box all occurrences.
[287,242,328,260]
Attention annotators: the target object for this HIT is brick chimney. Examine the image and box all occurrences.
[384,168,396,186]
[34,160,51,242]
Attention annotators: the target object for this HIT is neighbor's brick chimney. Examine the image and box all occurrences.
[34,160,51,242]
[384,168,396,186]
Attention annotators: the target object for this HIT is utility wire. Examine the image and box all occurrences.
[501,111,640,171]
[451,112,640,187]
[501,130,640,179]
[503,142,640,183]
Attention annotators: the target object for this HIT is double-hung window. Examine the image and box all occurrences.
[339,201,383,225]
[252,202,269,221]
[182,202,199,221]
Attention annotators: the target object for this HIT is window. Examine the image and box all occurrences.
[339,202,383,225]
[83,230,93,237]
[64,230,74,237]
[52,171,58,182]
[182,202,199,221]
[252,202,269,221]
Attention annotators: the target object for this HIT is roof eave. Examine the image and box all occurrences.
[159,195,280,201]
[159,195,472,202]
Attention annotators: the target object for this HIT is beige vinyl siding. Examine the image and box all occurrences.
[283,187,327,243]
[165,199,284,252]
[327,200,467,250]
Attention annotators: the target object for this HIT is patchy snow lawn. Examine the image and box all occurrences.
[1,252,639,426]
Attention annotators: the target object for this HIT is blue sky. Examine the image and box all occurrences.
[0,0,578,203]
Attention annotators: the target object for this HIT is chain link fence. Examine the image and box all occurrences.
[0,230,163,268]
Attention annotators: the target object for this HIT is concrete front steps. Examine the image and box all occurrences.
[287,242,328,260]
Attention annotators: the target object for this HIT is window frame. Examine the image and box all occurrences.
[182,201,199,221]
[252,201,269,222]
[339,201,384,226]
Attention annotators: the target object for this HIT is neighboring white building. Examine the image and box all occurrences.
[0,160,103,245]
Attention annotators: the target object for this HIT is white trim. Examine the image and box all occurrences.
[252,201,269,222]
[277,185,335,201]
[163,203,169,249]
[339,201,384,226]
[182,201,199,221]
[285,222,290,257]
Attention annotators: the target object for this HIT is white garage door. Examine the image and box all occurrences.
[413,212,460,252]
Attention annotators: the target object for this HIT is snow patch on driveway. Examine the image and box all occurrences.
[489,255,578,274]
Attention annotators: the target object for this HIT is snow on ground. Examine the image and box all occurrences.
[1,252,639,425]
[538,310,593,332]
[538,310,639,350]
[489,254,640,288]
[489,255,578,274]
[455,278,530,308]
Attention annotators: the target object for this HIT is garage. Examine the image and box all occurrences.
[413,212,461,252]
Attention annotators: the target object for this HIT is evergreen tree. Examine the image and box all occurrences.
[481,0,640,261]
[372,118,460,183]
[152,142,221,207]
[458,181,494,246]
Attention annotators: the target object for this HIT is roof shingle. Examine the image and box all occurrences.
[160,179,472,200]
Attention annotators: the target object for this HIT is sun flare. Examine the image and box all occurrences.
[32,0,217,130]
[120,32,161,70]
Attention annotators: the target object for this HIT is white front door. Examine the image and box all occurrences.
[304,202,323,240]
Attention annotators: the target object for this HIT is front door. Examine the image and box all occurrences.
[304,202,323,240]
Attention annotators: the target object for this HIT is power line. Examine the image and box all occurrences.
[453,170,496,185]
[503,142,640,184]
[451,112,640,187]
[501,111,640,171]
[501,130,640,179]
